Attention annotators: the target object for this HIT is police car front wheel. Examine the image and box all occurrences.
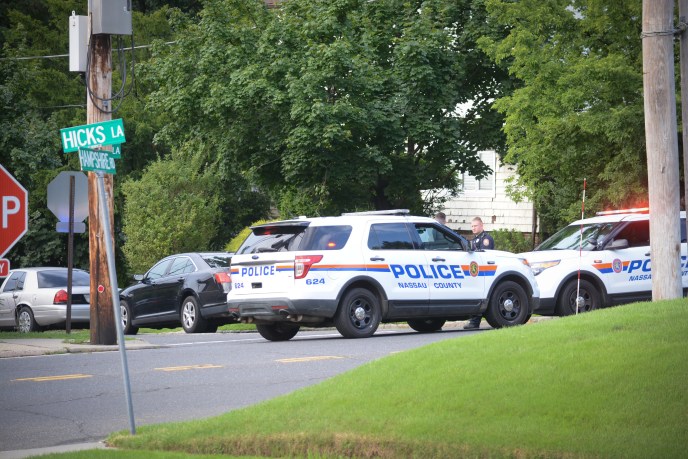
[484,281,529,328]
[556,279,600,316]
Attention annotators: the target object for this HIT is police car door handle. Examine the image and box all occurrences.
[645,252,650,257]
[487,261,496,264]
[370,256,385,261]
[431,257,446,262]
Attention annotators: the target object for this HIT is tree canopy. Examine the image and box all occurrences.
[481,0,647,233]
[147,0,510,216]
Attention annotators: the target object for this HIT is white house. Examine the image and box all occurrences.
[441,150,536,235]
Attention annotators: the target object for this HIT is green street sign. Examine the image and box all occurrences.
[78,148,117,174]
[60,119,126,153]
[111,144,122,159]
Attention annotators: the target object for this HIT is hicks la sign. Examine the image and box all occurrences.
[60,119,126,153]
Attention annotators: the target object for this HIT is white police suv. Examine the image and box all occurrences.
[227,210,540,341]
[519,209,687,316]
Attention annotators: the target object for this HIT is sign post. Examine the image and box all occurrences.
[48,171,89,332]
[59,116,133,432]
[0,165,28,275]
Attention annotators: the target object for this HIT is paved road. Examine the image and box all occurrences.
[0,325,485,453]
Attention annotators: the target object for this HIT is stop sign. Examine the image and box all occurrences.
[0,165,28,257]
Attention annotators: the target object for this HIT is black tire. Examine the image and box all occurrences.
[256,323,300,341]
[17,306,40,333]
[120,300,139,335]
[334,288,381,338]
[484,281,530,328]
[205,322,219,333]
[556,279,601,316]
[181,296,209,333]
[407,318,446,333]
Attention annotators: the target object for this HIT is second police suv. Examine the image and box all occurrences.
[519,208,687,316]
[227,210,540,341]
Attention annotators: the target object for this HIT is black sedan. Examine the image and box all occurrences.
[119,252,235,334]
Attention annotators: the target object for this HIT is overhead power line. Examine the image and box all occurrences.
[0,41,177,61]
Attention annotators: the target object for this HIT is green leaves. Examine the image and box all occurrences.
[146,0,510,215]
[121,152,222,273]
[483,0,645,233]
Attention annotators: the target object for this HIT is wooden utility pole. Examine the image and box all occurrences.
[87,30,116,345]
[680,0,688,244]
[642,0,682,300]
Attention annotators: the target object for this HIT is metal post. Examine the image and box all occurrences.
[66,175,75,333]
[96,171,135,435]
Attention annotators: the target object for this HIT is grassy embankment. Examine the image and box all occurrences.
[34,299,688,458]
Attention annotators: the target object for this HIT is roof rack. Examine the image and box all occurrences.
[595,207,649,216]
[341,209,410,216]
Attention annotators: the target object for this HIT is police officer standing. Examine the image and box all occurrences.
[464,216,494,329]
[470,216,494,251]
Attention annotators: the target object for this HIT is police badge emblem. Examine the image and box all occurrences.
[612,258,622,273]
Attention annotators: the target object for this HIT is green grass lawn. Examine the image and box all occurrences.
[33,299,688,458]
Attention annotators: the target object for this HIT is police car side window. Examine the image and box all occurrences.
[414,224,463,251]
[368,223,415,250]
[300,226,352,250]
[681,218,686,243]
[616,221,650,248]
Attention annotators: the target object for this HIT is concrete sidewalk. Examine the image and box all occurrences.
[0,441,111,459]
[0,337,160,359]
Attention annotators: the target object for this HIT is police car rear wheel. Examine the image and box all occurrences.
[557,279,600,316]
[484,281,529,328]
[335,288,381,338]
[256,323,300,341]
[408,319,446,333]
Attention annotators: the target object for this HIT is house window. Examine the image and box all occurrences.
[461,151,495,196]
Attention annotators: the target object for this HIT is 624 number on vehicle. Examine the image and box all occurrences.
[306,278,325,285]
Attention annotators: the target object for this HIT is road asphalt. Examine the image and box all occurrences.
[0,337,159,459]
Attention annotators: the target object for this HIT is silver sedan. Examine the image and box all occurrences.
[0,267,90,332]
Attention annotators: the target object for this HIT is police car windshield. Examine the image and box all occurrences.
[536,222,618,251]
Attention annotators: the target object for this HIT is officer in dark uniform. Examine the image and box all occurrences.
[465,216,494,329]
[470,216,494,251]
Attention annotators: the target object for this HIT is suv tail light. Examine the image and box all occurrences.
[215,272,232,292]
[53,289,68,304]
[295,255,323,279]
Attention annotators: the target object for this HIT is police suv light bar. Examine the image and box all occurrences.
[341,209,410,216]
[595,207,649,216]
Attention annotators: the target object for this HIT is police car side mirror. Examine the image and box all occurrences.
[606,238,629,250]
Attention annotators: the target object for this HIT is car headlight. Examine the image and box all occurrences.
[529,260,560,276]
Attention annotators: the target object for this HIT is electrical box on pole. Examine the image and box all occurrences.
[91,0,132,35]
[69,13,87,72]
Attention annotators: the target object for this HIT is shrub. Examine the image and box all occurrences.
[491,228,534,253]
